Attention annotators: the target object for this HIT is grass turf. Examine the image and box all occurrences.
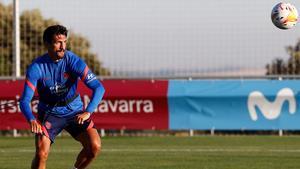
[1,135,300,169]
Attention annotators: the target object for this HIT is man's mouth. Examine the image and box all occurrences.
[55,50,65,58]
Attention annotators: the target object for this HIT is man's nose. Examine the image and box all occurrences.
[60,43,65,49]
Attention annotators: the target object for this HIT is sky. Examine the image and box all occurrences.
[2,0,300,77]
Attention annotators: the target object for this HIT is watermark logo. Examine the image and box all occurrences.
[247,88,296,121]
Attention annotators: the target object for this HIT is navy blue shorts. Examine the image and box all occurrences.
[38,112,95,143]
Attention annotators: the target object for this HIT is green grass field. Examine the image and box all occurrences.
[1,135,300,169]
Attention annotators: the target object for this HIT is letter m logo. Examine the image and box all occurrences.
[247,88,296,121]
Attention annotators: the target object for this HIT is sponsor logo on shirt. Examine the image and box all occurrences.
[49,82,68,96]
[86,73,96,83]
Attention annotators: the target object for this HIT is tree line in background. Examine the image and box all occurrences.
[266,39,300,76]
[0,3,110,76]
[2,2,299,78]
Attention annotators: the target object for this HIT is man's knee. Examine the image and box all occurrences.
[87,141,101,158]
[35,150,49,161]
[91,141,101,157]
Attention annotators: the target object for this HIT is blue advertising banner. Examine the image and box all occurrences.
[168,80,300,130]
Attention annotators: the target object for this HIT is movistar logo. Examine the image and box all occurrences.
[247,88,296,121]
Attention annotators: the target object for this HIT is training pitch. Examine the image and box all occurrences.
[1,135,300,169]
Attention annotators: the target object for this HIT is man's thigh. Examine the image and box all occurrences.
[76,128,101,148]
[38,113,66,143]
[65,116,96,140]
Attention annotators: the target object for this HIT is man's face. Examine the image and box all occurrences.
[47,34,67,59]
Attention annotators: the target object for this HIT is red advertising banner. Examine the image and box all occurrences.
[85,80,169,130]
[0,80,28,130]
[0,79,169,130]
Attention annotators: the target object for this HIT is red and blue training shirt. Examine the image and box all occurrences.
[20,51,105,121]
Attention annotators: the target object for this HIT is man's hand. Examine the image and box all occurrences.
[76,112,91,124]
[30,120,43,134]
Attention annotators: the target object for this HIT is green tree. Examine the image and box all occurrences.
[0,3,13,76]
[266,39,300,76]
[0,3,110,76]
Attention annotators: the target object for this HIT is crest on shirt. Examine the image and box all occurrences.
[63,72,69,79]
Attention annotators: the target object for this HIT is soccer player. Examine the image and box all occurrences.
[20,25,105,169]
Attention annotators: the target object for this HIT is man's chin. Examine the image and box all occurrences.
[56,52,65,58]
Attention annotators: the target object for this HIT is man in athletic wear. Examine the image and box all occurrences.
[20,25,105,169]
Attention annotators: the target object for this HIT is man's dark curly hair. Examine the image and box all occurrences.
[43,25,68,44]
